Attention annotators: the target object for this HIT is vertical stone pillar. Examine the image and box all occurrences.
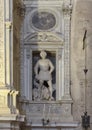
[63,0,72,99]
[0,0,12,114]
[0,0,5,87]
[0,0,20,115]
[23,47,32,100]
[4,0,13,88]
[5,21,13,87]
[64,14,70,97]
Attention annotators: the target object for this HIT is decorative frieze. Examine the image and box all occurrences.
[20,102,73,125]
[24,32,63,43]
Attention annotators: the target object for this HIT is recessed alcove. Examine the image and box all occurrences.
[32,51,56,101]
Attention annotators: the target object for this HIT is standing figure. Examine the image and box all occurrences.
[34,50,54,100]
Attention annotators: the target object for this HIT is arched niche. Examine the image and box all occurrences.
[20,32,64,101]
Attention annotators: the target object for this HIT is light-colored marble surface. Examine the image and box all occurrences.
[1,0,92,130]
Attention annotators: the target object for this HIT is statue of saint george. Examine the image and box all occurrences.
[34,50,54,100]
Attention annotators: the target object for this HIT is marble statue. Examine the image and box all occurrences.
[33,78,50,100]
[34,50,54,100]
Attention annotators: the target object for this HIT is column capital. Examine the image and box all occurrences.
[62,4,72,15]
[5,21,12,29]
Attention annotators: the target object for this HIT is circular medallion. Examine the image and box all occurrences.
[32,11,56,30]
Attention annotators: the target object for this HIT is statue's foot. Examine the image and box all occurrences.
[49,97,54,101]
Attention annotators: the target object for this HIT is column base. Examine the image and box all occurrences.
[21,122,79,130]
[0,107,11,114]
[0,114,25,130]
[0,88,19,115]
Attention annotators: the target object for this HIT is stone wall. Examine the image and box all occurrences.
[0,0,92,129]
[71,0,92,129]
[13,0,24,90]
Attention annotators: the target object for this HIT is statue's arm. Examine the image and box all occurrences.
[34,61,39,75]
[48,60,54,74]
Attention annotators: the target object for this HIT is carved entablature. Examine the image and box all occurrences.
[24,32,64,44]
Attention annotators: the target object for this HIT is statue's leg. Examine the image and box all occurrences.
[47,80,53,99]
[39,80,44,99]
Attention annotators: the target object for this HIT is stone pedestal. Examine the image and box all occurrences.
[0,115,25,130]
[0,89,11,114]
[0,88,25,130]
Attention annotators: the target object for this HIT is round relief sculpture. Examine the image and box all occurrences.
[32,11,56,30]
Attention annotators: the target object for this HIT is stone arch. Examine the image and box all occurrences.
[23,32,64,44]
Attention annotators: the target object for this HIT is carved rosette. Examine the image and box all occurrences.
[62,4,72,15]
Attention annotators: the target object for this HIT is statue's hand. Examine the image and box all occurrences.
[49,71,51,74]
[35,74,39,80]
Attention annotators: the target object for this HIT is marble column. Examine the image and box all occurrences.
[0,0,5,87]
[63,0,72,99]
[4,0,13,88]
[0,0,12,114]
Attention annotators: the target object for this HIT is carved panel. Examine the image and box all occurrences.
[25,103,63,118]
[21,102,73,125]
[31,11,56,31]
[24,32,63,43]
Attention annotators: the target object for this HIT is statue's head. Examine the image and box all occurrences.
[40,50,47,59]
